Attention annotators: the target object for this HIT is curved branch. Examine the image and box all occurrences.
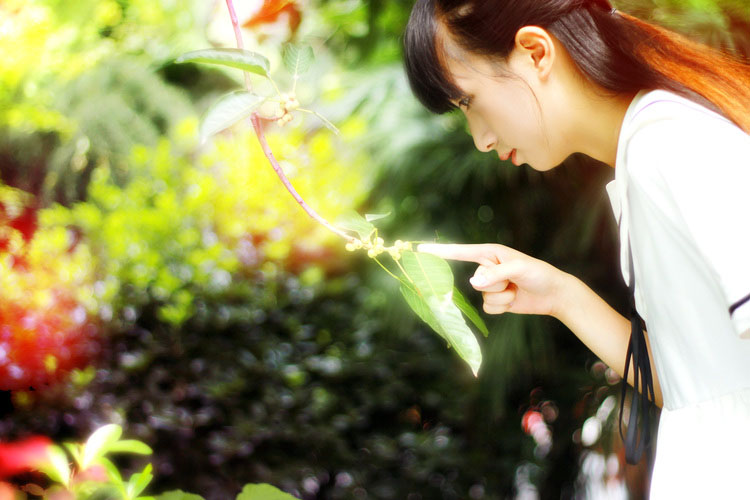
[250,114,354,241]
[224,0,352,243]
[224,0,252,91]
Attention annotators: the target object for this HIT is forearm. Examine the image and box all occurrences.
[553,273,664,408]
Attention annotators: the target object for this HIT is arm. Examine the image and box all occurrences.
[419,243,664,407]
[555,272,663,407]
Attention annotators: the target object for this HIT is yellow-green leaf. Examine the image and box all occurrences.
[98,456,123,485]
[82,424,122,469]
[400,284,448,344]
[236,483,298,500]
[336,210,375,240]
[127,463,153,499]
[176,49,269,77]
[42,445,71,487]
[453,287,489,337]
[401,251,482,376]
[107,439,153,455]
[200,91,265,144]
[154,490,204,500]
[364,212,391,222]
[282,44,314,77]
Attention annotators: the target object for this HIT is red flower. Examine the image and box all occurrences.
[243,0,301,36]
[521,410,544,435]
[0,436,52,479]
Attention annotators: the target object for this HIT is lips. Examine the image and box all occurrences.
[499,149,516,162]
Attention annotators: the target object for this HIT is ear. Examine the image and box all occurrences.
[513,26,555,80]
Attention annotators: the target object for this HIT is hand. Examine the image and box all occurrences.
[417,243,569,317]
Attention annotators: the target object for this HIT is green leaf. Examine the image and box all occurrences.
[236,483,299,500]
[41,445,71,487]
[282,44,314,78]
[175,49,269,77]
[401,251,483,376]
[400,284,447,343]
[335,210,375,240]
[98,456,123,485]
[154,490,205,500]
[127,463,153,499]
[107,440,153,455]
[365,212,391,222]
[401,251,453,296]
[307,110,340,135]
[426,292,482,376]
[200,91,265,144]
[63,442,82,468]
[82,424,122,469]
[453,287,490,337]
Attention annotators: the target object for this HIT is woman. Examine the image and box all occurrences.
[403,0,750,496]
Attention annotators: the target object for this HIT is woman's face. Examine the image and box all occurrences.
[443,44,572,171]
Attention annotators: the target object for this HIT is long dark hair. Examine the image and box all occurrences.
[403,0,750,132]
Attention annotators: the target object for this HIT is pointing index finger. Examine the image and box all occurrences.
[417,243,500,266]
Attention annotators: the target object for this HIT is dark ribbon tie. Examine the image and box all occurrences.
[618,238,656,464]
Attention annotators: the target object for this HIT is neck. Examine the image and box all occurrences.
[566,85,637,167]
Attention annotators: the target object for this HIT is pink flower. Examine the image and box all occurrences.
[0,436,53,479]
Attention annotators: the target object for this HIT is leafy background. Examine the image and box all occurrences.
[1,0,748,498]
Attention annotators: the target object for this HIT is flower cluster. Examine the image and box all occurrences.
[276,92,300,127]
[346,235,412,260]
[257,91,301,127]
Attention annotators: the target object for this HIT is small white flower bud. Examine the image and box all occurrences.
[259,101,283,119]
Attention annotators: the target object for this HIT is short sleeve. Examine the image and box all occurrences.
[625,105,750,339]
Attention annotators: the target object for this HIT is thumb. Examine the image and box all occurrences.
[469,260,525,292]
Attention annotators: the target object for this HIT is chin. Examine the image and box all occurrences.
[527,160,559,172]
[531,151,572,172]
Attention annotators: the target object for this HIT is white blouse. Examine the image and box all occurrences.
[607,89,750,498]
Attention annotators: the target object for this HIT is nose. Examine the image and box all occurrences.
[474,137,496,153]
[467,116,497,153]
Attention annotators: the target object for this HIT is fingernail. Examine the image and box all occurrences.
[470,276,487,287]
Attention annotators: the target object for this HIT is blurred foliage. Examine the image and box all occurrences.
[36,119,370,326]
[0,0,205,204]
[0,185,100,391]
[1,0,748,499]
[616,0,750,57]
[4,268,558,500]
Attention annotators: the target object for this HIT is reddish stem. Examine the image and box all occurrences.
[223,0,352,242]
[250,115,353,240]
[224,0,252,91]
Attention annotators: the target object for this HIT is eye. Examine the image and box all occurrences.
[458,96,472,109]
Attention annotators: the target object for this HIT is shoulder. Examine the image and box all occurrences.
[620,90,750,184]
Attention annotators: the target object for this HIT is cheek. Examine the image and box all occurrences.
[489,92,543,142]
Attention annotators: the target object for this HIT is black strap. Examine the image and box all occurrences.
[618,238,656,464]
[729,292,750,316]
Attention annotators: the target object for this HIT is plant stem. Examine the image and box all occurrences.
[224,0,352,243]
[395,258,416,287]
[373,257,407,285]
[224,0,252,92]
[251,115,354,241]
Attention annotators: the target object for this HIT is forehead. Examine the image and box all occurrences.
[442,48,509,93]
[436,26,509,87]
